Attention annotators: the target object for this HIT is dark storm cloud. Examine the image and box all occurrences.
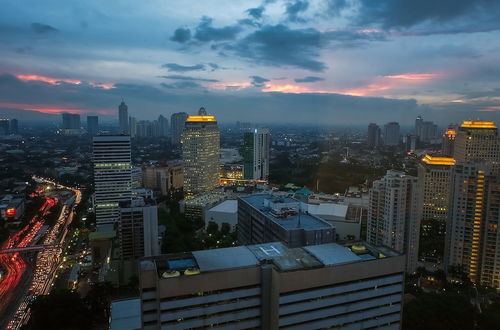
[294,76,324,83]
[324,0,350,16]
[162,63,205,72]
[250,75,270,87]
[247,6,265,19]
[355,0,500,30]
[31,23,58,34]
[170,27,191,43]
[193,17,242,42]
[229,24,326,72]
[286,0,309,22]
[160,75,219,82]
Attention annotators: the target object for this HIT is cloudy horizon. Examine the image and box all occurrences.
[1,0,500,125]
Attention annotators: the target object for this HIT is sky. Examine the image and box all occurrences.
[1,0,500,125]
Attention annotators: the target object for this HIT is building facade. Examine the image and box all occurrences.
[119,101,129,134]
[87,115,99,135]
[238,194,335,248]
[93,135,132,228]
[139,241,404,329]
[367,123,381,148]
[383,122,400,146]
[368,170,419,273]
[119,200,159,259]
[442,126,456,156]
[170,112,188,146]
[182,108,220,198]
[62,113,81,129]
[453,121,499,162]
[243,128,270,181]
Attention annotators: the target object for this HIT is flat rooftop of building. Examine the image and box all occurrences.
[207,199,237,213]
[143,241,399,278]
[110,298,141,330]
[240,194,332,231]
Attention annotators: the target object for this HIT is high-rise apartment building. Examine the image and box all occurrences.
[118,100,129,134]
[367,123,381,148]
[87,115,99,135]
[139,241,404,330]
[119,199,159,259]
[442,125,456,156]
[453,121,499,162]
[417,155,455,239]
[243,128,270,181]
[238,193,335,248]
[62,113,81,129]
[0,119,9,135]
[383,122,400,146]
[157,115,169,137]
[93,135,132,229]
[444,163,500,287]
[129,116,137,138]
[170,112,188,145]
[182,108,220,198]
[415,115,438,143]
[368,170,419,272]
[405,134,418,153]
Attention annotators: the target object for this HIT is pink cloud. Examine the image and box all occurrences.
[14,73,114,89]
[0,102,113,115]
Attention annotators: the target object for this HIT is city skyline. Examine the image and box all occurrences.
[1,1,500,125]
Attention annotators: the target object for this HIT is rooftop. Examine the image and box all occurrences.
[421,154,456,166]
[208,199,237,213]
[240,193,332,231]
[110,298,141,330]
[186,115,216,122]
[142,241,399,278]
[460,120,497,129]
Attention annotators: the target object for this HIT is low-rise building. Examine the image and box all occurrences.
[204,199,238,230]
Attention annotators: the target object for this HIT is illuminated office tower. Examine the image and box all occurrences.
[368,170,419,273]
[453,121,499,162]
[417,155,455,241]
[383,122,400,146]
[182,107,220,198]
[87,116,99,135]
[367,123,381,148]
[444,163,500,287]
[243,128,270,181]
[442,126,456,156]
[93,135,132,229]
[171,112,188,145]
[118,100,129,134]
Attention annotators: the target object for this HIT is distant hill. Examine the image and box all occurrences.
[0,107,59,123]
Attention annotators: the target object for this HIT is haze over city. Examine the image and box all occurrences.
[1,0,500,124]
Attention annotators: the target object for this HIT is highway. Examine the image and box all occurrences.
[0,177,81,329]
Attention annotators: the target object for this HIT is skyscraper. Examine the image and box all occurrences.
[129,116,137,138]
[182,107,220,198]
[444,163,500,286]
[87,116,99,135]
[417,155,455,241]
[9,119,18,134]
[368,170,419,273]
[0,119,9,135]
[62,113,81,129]
[367,123,381,148]
[415,116,438,143]
[118,100,129,134]
[93,135,132,229]
[170,112,188,145]
[383,122,400,146]
[442,125,456,156]
[415,115,423,136]
[157,115,169,137]
[453,121,499,162]
[243,128,270,180]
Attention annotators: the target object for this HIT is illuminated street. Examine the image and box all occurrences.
[0,177,81,329]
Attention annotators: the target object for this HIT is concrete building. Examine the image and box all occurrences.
[129,116,137,138]
[405,134,418,153]
[119,101,129,135]
[93,135,132,228]
[0,118,9,135]
[157,115,169,137]
[238,193,335,248]
[305,203,362,241]
[131,166,142,189]
[170,112,188,146]
[417,155,455,239]
[368,170,419,273]
[142,162,183,196]
[453,121,499,162]
[204,199,238,230]
[139,241,404,329]
[243,128,270,181]
[383,122,400,146]
[367,123,381,148]
[442,126,456,156]
[110,298,141,330]
[119,199,159,259]
[444,163,500,288]
[181,192,229,221]
[10,119,18,134]
[87,115,99,135]
[182,108,220,198]
[62,113,81,129]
